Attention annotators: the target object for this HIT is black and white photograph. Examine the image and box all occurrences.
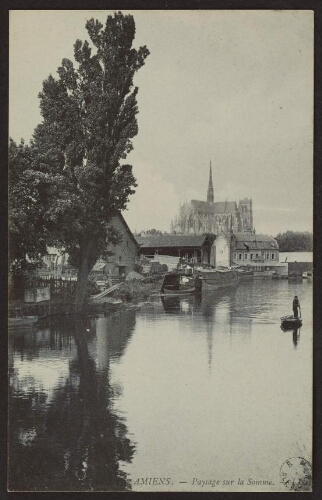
[8,9,313,492]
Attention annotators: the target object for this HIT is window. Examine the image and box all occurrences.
[244,254,248,260]
[233,253,237,260]
[256,253,259,258]
[271,253,275,260]
[266,253,270,259]
[250,254,253,260]
[239,253,242,260]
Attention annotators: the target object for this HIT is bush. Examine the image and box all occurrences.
[114,280,152,301]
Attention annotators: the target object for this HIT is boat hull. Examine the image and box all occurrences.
[161,272,196,296]
[161,286,196,296]
[281,315,302,330]
[196,269,239,292]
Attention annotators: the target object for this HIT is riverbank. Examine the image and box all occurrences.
[9,275,165,320]
[112,274,164,301]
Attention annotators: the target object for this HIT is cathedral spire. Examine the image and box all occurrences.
[207,160,214,202]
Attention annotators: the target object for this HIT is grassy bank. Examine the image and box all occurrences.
[113,274,164,301]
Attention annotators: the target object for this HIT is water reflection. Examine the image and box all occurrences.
[280,323,301,348]
[9,280,312,492]
[293,328,300,348]
[9,313,136,491]
[161,295,194,314]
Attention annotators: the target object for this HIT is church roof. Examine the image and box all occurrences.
[136,234,214,248]
[190,200,237,214]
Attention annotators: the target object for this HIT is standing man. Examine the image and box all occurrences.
[293,296,301,318]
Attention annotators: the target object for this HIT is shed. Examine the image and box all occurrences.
[136,234,215,265]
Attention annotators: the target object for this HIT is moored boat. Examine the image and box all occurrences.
[9,316,38,329]
[196,268,239,292]
[161,272,196,296]
[236,266,254,280]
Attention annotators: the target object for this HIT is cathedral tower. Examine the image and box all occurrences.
[238,198,253,232]
[207,161,214,202]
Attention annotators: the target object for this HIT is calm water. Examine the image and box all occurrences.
[8,280,313,492]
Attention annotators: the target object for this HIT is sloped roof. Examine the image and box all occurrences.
[190,200,237,214]
[92,261,107,271]
[112,213,139,248]
[136,234,213,248]
[233,233,279,250]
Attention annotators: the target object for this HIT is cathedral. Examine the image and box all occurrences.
[171,162,254,236]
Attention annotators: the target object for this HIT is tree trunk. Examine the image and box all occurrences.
[75,238,95,312]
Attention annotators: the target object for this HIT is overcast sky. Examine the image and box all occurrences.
[9,10,313,236]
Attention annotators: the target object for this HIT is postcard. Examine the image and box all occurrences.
[8,9,313,492]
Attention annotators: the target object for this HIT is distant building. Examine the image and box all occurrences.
[231,233,279,269]
[136,234,216,266]
[171,162,253,235]
[40,247,74,277]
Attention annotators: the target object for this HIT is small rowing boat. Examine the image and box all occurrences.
[281,315,302,330]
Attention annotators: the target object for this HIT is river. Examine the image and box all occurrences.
[8,279,313,492]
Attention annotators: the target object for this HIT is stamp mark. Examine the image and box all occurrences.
[280,457,312,491]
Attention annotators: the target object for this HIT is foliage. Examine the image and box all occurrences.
[275,231,313,252]
[8,138,61,299]
[32,12,149,263]
[10,12,149,309]
[113,273,164,301]
[113,280,151,301]
[8,139,54,272]
[141,229,164,235]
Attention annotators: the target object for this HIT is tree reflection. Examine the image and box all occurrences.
[9,313,136,491]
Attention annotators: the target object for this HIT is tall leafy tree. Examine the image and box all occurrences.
[31,12,149,309]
